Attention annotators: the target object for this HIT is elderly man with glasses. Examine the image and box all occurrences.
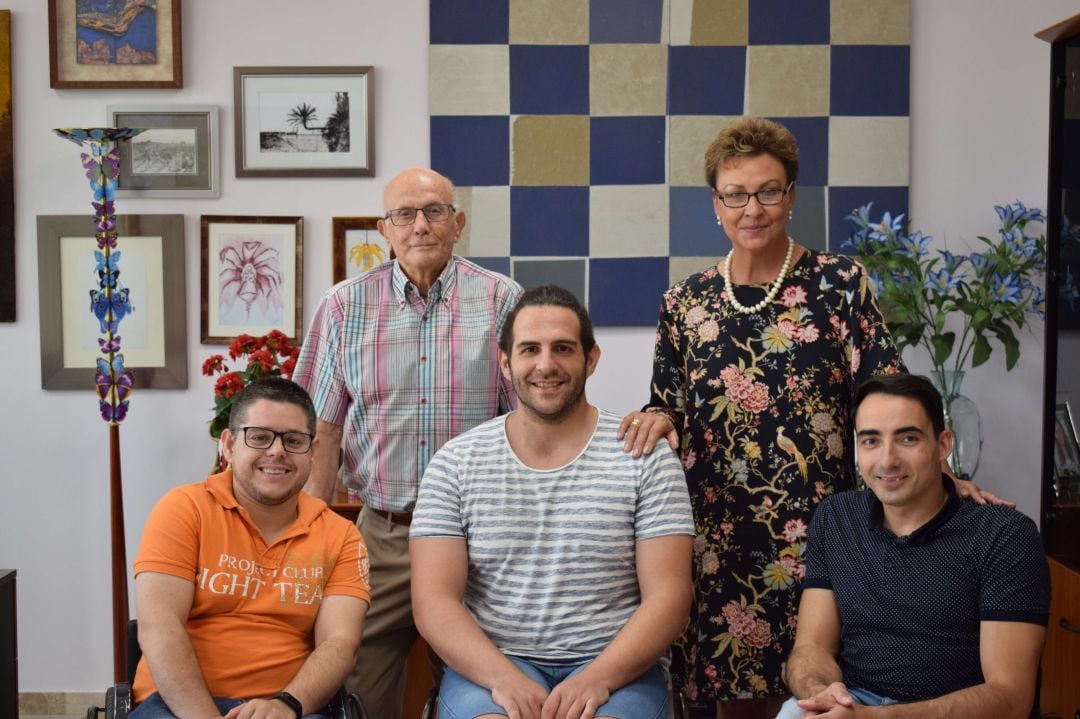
[293,167,522,719]
[130,377,370,718]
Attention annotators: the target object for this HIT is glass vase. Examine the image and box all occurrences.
[931,370,983,480]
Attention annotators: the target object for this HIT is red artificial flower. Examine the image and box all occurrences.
[214,372,245,400]
[201,354,226,377]
[229,333,262,360]
[264,329,290,353]
[247,349,276,374]
[281,356,297,379]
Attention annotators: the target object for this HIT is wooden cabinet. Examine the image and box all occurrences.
[1041,558,1080,718]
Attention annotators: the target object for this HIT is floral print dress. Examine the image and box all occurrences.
[650,250,903,701]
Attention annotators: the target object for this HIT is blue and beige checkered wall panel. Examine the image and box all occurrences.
[430,0,911,325]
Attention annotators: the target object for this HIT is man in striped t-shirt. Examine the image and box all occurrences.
[411,285,694,719]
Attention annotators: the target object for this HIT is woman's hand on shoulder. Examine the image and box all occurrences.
[618,411,678,458]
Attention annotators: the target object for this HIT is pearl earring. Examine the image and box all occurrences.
[788,210,793,222]
[716,217,722,227]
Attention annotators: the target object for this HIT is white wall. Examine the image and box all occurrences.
[0,0,1073,693]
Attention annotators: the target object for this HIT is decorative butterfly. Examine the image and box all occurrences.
[99,399,129,424]
[98,336,122,353]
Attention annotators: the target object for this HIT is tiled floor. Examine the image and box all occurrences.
[20,691,105,718]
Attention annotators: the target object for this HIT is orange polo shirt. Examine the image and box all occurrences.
[132,470,370,702]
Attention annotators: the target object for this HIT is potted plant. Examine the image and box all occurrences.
[843,201,1046,478]
[202,330,300,471]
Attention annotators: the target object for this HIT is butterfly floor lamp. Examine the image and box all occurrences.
[54,127,141,684]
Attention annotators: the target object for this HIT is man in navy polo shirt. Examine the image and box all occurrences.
[779,373,1049,719]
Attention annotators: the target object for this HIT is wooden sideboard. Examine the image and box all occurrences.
[0,570,15,719]
[1041,557,1080,718]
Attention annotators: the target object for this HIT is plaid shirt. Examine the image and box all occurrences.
[293,256,521,512]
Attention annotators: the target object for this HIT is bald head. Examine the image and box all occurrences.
[382,168,458,211]
[377,167,466,296]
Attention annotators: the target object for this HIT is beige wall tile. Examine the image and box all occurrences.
[831,0,910,45]
[458,186,511,257]
[828,116,910,186]
[691,0,748,46]
[670,115,736,186]
[670,0,693,45]
[430,45,509,116]
[510,0,588,44]
[670,256,722,286]
[589,186,669,257]
[747,45,830,117]
[590,45,668,116]
[511,115,590,186]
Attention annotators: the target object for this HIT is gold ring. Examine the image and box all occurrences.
[630,418,642,427]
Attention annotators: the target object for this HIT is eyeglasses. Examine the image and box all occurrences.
[714,181,794,209]
[238,426,314,454]
[384,203,455,226]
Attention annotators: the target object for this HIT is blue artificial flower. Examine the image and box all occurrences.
[871,211,905,243]
[990,272,1023,304]
[899,229,932,258]
[866,271,884,297]
[1030,286,1047,320]
[924,267,962,296]
[937,249,965,273]
[969,252,997,275]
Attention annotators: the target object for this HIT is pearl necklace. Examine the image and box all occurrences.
[722,236,795,315]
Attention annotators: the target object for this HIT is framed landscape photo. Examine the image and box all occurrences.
[107,104,219,198]
[234,66,374,177]
[48,0,182,89]
[201,215,303,344]
[37,214,188,390]
[332,216,390,284]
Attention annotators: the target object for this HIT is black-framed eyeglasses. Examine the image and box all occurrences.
[239,426,314,454]
[714,181,794,209]
[384,203,456,226]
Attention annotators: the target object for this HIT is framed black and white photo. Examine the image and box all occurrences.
[108,105,220,198]
[1055,401,1080,479]
[234,66,374,178]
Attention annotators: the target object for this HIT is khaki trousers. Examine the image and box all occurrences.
[347,507,417,719]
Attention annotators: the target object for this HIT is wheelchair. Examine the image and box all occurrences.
[87,619,366,719]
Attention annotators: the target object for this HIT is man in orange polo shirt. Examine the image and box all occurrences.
[130,377,370,719]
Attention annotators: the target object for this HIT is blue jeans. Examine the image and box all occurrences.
[775,687,898,718]
[438,656,668,719]
[129,691,329,718]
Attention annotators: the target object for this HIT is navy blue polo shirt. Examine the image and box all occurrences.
[803,475,1049,702]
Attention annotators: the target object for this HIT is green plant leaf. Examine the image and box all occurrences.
[931,332,956,366]
[972,333,992,367]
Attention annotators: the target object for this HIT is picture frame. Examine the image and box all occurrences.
[234,66,374,178]
[48,0,182,89]
[107,104,219,198]
[332,216,391,284]
[201,215,303,345]
[1054,400,1080,479]
[0,10,12,322]
[37,214,188,390]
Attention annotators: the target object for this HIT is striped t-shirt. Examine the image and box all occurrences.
[411,409,694,661]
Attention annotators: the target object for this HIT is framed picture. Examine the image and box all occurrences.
[0,10,12,322]
[201,215,303,344]
[37,214,187,390]
[1055,401,1080,479]
[332,217,392,284]
[234,66,374,178]
[48,0,182,89]
[107,105,219,198]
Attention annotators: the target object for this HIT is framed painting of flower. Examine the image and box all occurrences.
[331,216,391,284]
[200,215,303,345]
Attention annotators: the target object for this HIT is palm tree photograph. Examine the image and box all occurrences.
[258,91,350,153]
